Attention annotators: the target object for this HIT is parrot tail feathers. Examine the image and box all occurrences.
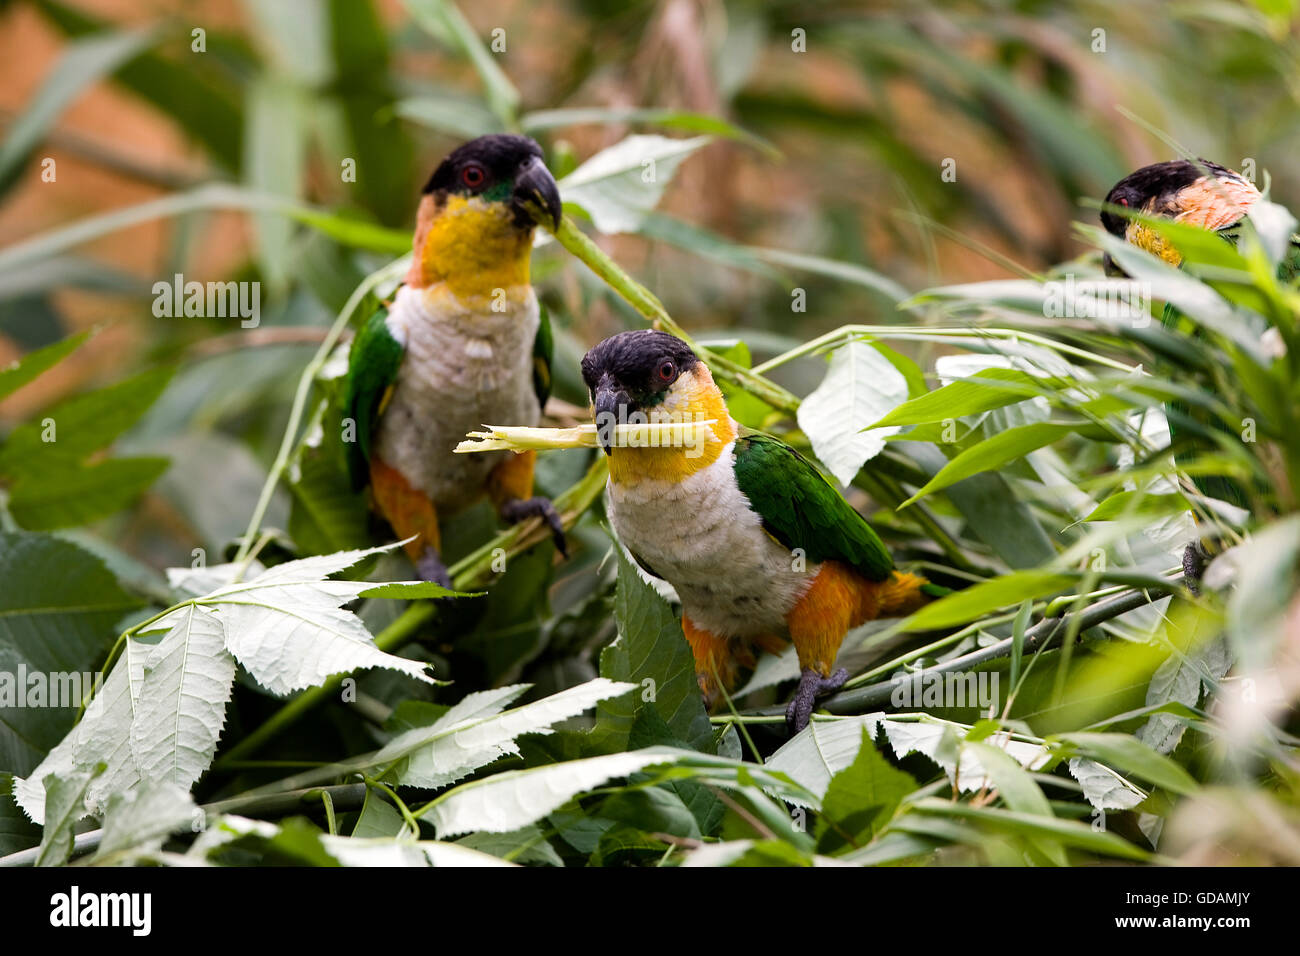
[869,571,938,619]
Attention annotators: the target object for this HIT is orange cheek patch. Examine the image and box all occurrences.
[404,195,438,288]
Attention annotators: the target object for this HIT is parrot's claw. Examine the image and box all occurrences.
[785,667,849,734]
[501,496,568,557]
[1183,541,1208,596]
[416,548,454,589]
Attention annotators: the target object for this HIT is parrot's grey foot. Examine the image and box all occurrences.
[1183,541,1207,596]
[501,496,568,557]
[416,548,453,589]
[785,667,849,734]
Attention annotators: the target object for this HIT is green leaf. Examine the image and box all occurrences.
[1051,732,1199,796]
[1010,599,1031,689]
[326,0,418,226]
[127,605,235,798]
[712,340,775,428]
[599,785,702,841]
[0,777,42,856]
[909,797,1150,862]
[422,747,812,837]
[423,750,678,837]
[1084,490,1190,522]
[35,764,102,867]
[521,107,777,157]
[193,545,439,695]
[797,341,908,486]
[374,680,634,789]
[0,29,152,195]
[241,0,332,85]
[1138,638,1230,756]
[351,788,406,839]
[904,572,1074,630]
[964,740,1055,819]
[92,780,195,862]
[557,135,711,234]
[0,185,408,280]
[358,581,481,600]
[627,706,725,836]
[0,532,139,777]
[455,825,564,866]
[0,332,89,402]
[765,715,882,804]
[8,456,169,530]
[899,440,1058,569]
[816,729,916,853]
[900,423,1073,507]
[871,369,1050,429]
[401,0,519,125]
[244,75,309,289]
[392,94,504,138]
[598,547,714,752]
[681,839,815,868]
[287,400,371,555]
[0,366,174,480]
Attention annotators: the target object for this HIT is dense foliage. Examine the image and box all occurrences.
[1,0,1298,867]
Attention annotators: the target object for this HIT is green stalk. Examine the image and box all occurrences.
[750,324,1139,376]
[550,216,801,414]
[233,257,408,563]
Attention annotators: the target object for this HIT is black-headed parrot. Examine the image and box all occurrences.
[1100,158,1299,587]
[579,330,944,731]
[342,134,564,585]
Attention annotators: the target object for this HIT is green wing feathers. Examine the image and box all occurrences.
[533,303,554,408]
[343,308,404,491]
[732,432,893,581]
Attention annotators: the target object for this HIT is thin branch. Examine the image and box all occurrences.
[749,582,1176,718]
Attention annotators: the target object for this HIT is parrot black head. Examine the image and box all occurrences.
[407,134,562,293]
[581,330,704,454]
[1100,159,1256,276]
[421,133,562,231]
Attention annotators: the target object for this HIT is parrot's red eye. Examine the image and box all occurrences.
[461,164,486,189]
[658,360,676,381]
[1118,197,1129,207]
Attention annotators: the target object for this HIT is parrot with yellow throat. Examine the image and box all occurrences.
[1101,159,1300,586]
[580,330,944,731]
[343,134,565,585]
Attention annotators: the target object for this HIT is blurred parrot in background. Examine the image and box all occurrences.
[1101,158,1300,587]
[580,330,946,731]
[342,134,565,585]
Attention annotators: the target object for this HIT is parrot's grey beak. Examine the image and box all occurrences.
[593,377,630,455]
[513,156,562,232]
